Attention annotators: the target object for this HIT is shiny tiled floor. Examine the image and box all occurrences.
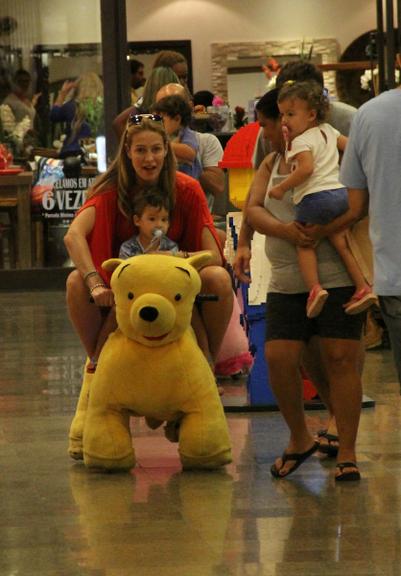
[1,291,401,575]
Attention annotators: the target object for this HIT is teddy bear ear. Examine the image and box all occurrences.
[102,258,124,273]
[186,251,212,271]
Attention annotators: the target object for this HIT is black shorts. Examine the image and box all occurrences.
[265,287,365,342]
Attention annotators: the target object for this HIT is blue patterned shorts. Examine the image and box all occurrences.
[295,188,349,225]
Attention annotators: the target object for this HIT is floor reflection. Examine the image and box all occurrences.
[1,291,401,575]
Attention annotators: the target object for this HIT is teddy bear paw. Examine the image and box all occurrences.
[68,437,84,460]
[83,452,136,471]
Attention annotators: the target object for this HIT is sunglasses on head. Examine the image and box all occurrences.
[127,113,163,126]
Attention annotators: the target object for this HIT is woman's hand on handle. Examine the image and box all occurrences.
[64,206,112,306]
[90,285,114,308]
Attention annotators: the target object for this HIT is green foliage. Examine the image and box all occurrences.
[82,96,104,136]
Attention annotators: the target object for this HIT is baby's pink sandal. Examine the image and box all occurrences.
[306,285,329,318]
[345,287,378,315]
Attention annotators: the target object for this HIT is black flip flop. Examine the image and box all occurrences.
[271,441,319,479]
[317,429,339,457]
[335,461,361,482]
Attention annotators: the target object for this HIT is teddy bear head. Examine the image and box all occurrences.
[102,252,211,347]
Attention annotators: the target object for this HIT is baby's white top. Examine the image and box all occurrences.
[286,123,344,204]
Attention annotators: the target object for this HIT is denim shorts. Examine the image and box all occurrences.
[295,188,349,225]
[265,287,365,342]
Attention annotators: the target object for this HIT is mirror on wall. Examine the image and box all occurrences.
[226,54,322,111]
[32,43,103,149]
[211,39,339,112]
[30,39,193,149]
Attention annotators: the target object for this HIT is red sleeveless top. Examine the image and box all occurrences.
[78,171,223,284]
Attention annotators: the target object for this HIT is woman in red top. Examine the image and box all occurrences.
[64,113,232,374]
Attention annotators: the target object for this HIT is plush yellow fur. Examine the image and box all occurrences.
[69,252,232,471]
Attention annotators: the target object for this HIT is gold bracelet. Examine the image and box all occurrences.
[182,251,190,258]
[89,283,106,295]
[83,270,99,284]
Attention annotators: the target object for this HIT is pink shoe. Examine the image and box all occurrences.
[345,287,378,315]
[306,285,329,318]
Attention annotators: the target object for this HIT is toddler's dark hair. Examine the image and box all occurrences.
[152,94,192,126]
[255,87,280,120]
[278,80,329,123]
[193,90,214,108]
[276,60,324,89]
[133,187,171,218]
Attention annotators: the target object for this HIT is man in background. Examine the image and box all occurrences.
[340,85,401,389]
[129,59,145,105]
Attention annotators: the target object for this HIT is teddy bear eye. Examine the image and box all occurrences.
[174,294,182,301]
[128,292,134,300]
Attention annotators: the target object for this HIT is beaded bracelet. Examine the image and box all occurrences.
[89,283,106,295]
[83,270,100,284]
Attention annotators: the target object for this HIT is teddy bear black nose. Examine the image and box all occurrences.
[139,306,159,322]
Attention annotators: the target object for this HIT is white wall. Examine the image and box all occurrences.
[0,0,101,47]
[0,0,101,80]
[0,0,378,92]
[37,0,101,44]
[126,0,377,92]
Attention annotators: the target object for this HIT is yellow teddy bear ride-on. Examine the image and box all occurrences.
[68,252,232,472]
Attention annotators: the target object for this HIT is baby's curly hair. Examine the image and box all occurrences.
[278,80,329,123]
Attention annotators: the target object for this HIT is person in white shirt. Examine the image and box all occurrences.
[196,131,224,210]
[269,80,376,318]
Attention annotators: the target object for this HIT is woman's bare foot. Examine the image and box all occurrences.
[271,438,319,478]
[317,429,339,457]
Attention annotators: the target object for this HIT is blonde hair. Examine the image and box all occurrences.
[88,117,177,218]
[74,72,103,101]
[68,72,104,144]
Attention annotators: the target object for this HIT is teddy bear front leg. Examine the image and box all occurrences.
[68,360,94,460]
[178,403,232,470]
[83,407,135,471]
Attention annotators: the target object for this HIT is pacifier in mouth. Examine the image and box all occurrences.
[282,125,290,142]
[144,228,164,253]
[282,126,291,151]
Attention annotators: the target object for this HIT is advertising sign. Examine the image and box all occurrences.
[40,176,94,220]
